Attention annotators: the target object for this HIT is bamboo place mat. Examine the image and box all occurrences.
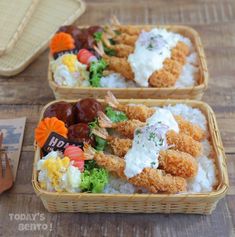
[0,0,39,56]
[0,0,86,77]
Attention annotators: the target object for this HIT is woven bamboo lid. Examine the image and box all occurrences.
[0,0,39,55]
[0,0,86,76]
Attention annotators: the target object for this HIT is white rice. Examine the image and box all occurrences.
[163,104,207,131]
[187,155,217,193]
[104,176,136,194]
[175,63,198,88]
[100,73,138,88]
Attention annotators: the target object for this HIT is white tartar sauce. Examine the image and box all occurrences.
[128,28,181,87]
[124,108,179,178]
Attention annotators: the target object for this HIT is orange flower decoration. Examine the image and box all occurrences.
[50,32,75,55]
[35,117,68,148]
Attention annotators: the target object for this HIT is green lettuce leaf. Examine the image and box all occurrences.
[89,59,107,87]
[95,136,107,151]
[80,168,108,193]
[105,106,128,122]
[94,32,103,43]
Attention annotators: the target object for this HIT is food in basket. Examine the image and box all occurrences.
[35,117,68,148]
[49,17,199,89]
[35,92,217,194]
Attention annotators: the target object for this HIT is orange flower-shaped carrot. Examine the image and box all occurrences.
[50,32,75,55]
[35,117,68,148]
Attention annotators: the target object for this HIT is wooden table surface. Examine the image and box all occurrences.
[0,0,235,236]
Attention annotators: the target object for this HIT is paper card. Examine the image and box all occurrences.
[42,132,83,154]
[0,117,26,181]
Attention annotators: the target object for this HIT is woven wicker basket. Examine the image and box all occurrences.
[32,99,228,214]
[48,25,208,100]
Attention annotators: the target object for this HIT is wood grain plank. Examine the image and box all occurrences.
[0,193,233,237]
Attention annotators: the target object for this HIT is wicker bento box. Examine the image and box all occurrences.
[32,99,228,214]
[48,25,208,100]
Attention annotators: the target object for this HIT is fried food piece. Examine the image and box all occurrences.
[105,27,138,46]
[129,168,186,194]
[113,33,138,46]
[174,115,206,141]
[149,69,176,88]
[98,111,145,139]
[166,130,202,157]
[105,91,155,122]
[103,54,134,80]
[163,58,183,78]
[92,126,133,157]
[104,93,204,142]
[94,43,134,80]
[97,113,202,157]
[102,35,134,58]
[171,47,186,65]
[175,41,190,56]
[159,150,198,178]
[84,144,186,194]
[92,128,198,178]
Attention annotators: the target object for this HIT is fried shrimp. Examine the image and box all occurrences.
[91,127,198,178]
[105,93,205,142]
[163,58,183,78]
[149,41,189,87]
[105,91,155,122]
[94,43,134,80]
[149,69,177,88]
[171,47,187,65]
[166,130,202,157]
[97,112,202,157]
[174,115,206,141]
[84,144,186,194]
[92,127,133,157]
[113,32,138,46]
[175,41,190,56]
[102,35,134,58]
[105,26,138,46]
[159,150,198,178]
[97,111,145,139]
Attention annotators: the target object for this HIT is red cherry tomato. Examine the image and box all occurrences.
[77,49,97,65]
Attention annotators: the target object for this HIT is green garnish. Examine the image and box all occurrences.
[84,160,98,171]
[94,31,103,43]
[88,118,99,133]
[89,59,107,87]
[93,31,116,56]
[135,129,142,135]
[114,30,121,35]
[88,119,107,151]
[148,132,156,141]
[103,45,117,56]
[109,38,116,45]
[80,168,109,193]
[150,161,156,168]
[105,106,128,123]
[95,136,107,151]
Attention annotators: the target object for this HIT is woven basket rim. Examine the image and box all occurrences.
[32,99,229,200]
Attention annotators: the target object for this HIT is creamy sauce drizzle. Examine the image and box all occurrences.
[124,108,179,178]
[128,29,181,87]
